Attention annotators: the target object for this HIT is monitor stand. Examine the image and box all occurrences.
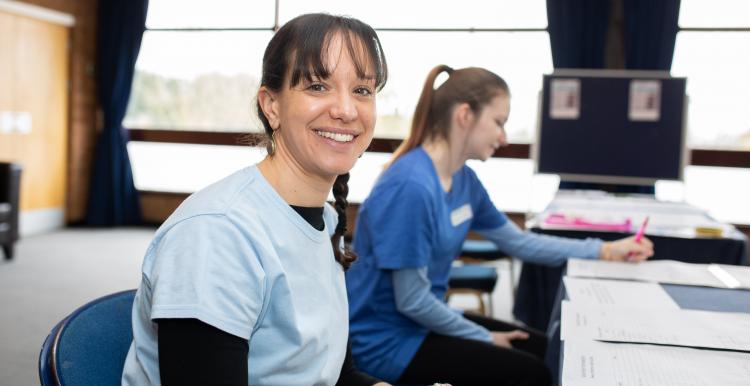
[558,181,655,195]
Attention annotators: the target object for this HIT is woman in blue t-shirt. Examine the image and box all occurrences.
[346,65,654,385]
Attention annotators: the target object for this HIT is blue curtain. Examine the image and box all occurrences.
[547,0,662,195]
[86,0,148,225]
[546,0,611,69]
[623,0,682,70]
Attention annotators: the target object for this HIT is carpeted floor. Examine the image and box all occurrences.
[0,228,155,386]
[0,227,517,385]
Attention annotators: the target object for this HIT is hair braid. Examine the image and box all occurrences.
[331,172,357,270]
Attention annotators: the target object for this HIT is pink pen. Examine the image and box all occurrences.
[626,216,649,260]
[634,216,649,243]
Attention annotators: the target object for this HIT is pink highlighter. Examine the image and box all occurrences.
[628,216,649,260]
[634,216,649,243]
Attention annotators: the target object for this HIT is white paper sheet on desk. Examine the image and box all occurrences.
[567,259,750,289]
[563,277,679,309]
[561,301,750,351]
[717,264,750,288]
[562,339,750,386]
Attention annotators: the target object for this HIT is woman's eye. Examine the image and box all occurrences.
[308,83,326,92]
[355,86,373,96]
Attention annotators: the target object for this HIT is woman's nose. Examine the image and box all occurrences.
[330,92,358,122]
[497,127,508,146]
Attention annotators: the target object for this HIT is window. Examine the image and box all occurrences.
[128,1,750,225]
[125,0,551,141]
[672,0,750,150]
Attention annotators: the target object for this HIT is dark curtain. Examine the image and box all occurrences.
[546,0,671,195]
[623,0,682,70]
[546,0,611,69]
[86,0,148,225]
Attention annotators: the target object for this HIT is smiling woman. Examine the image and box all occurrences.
[122,13,393,386]
[255,13,387,269]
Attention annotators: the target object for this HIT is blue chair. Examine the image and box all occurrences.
[459,239,516,298]
[448,265,499,316]
[39,289,136,386]
[447,239,515,316]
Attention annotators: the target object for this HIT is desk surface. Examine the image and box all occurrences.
[515,192,748,332]
[547,278,750,386]
[527,190,747,241]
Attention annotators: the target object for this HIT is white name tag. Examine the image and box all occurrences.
[450,204,473,227]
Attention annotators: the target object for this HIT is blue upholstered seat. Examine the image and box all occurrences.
[39,289,136,386]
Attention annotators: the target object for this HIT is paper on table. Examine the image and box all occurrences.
[561,301,750,352]
[715,264,750,289]
[563,277,680,309]
[567,259,750,289]
[563,339,750,386]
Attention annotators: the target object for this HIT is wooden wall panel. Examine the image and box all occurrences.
[0,13,14,160]
[0,10,69,211]
[15,0,98,222]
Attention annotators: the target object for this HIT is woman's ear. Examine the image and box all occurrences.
[454,102,475,131]
[257,86,280,130]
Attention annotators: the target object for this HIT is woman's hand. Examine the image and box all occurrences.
[490,330,529,348]
[601,236,654,262]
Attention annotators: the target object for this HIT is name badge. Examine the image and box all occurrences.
[450,204,473,227]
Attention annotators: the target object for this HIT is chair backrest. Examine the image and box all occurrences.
[39,289,136,386]
[0,162,22,242]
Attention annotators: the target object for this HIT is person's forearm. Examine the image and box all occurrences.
[157,318,249,386]
[392,268,491,342]
[478,221,601,266]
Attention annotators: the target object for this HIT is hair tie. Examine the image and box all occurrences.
[433,66,454,90]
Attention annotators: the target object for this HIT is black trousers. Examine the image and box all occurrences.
[397,314,552,386]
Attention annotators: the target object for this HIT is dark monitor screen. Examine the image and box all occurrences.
[534,70,687,186]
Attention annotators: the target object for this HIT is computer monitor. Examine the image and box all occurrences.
[533,69,688,187]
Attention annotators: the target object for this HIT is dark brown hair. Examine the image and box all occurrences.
[256,13,388,269]
[391,65,509,163]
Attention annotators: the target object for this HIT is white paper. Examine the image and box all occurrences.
[563,277,679,309]
[550,79,580,119]
[629,80,661,121]
[536,192,730,238]
[563,339,750,386]
[561,301,750,352]
[716,264,750,289]
[567,259,750,289]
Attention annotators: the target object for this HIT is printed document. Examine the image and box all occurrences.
[561,301,750,351]
[563,339,750,386]
[567,259,750,289]
[563,277,679,309]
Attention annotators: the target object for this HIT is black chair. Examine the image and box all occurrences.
[0,162,21,260]
[39,289,136,386]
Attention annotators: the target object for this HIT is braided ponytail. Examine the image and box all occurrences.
[331,172,356,270]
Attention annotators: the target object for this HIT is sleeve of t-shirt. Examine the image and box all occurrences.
[157,318,249,386]
[392,268,492,342]
[146,215,266,340]
[477,220,602,267]
[367,183,435,269]
[465,168,508,231]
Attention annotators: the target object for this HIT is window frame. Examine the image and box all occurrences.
[128,3,750,192]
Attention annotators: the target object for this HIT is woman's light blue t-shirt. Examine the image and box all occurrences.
[122,166,348,386]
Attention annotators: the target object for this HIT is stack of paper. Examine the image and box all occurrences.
[567,258,750,289]
[563,339,750,386]
[561,301,750,352]
[561,263,750,385]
